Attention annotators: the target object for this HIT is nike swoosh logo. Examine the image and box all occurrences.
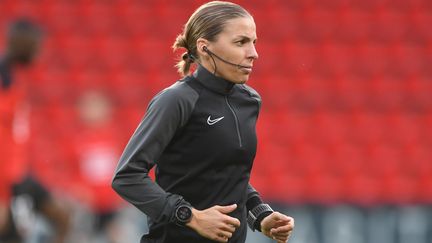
[207,116,224,125]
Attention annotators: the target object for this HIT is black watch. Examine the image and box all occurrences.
[174,204,193,226]
[247,203,273,232]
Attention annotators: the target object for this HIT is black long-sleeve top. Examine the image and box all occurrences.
[112,65,264,243]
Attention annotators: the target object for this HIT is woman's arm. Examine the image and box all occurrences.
[112,84,198,223]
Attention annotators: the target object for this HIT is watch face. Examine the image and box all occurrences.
[176,205,192,222]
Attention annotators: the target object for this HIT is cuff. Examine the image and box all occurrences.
[246,194,263,212]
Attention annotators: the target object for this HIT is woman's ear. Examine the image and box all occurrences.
[197,38,209,57]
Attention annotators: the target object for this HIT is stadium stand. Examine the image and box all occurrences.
[1,0,430,207]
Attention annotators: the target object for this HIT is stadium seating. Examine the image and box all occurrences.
[1,0,430,205]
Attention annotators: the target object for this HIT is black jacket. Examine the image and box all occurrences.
[112,66,265,243]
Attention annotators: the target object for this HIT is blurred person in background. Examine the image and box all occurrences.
[67,89,138,243]
[0,19,69,243]
[112,1,294,243]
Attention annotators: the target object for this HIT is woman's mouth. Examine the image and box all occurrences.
[239,65,252,74]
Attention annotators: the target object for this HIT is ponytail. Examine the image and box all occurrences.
[172,34,195,77]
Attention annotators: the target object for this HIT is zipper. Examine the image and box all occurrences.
[225,96,242,147]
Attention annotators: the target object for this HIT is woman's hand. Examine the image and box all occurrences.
[260,212,294,243]
[186,204,240,243]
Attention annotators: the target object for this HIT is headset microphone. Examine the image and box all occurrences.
[203,46,251,69]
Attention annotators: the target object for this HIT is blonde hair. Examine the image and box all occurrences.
[172,1,251,77]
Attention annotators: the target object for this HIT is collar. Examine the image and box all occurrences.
[192,65,235,95]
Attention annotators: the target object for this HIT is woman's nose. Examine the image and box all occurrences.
[248,45,259,60]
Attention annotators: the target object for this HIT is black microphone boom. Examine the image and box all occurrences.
[203,47,250,69]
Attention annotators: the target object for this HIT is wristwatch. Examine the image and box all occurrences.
[247,204,273,231]
[174,204,193,226]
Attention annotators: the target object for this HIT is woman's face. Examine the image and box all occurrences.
[199,16,258,84]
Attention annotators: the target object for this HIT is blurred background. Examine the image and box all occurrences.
[0,0,431,242]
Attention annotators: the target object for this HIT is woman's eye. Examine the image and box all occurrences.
[236,40,245,46]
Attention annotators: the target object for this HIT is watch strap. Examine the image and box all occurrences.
[247,203,273,232]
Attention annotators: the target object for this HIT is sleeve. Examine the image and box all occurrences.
[246,183,264,212]
[244,84,263,212]
[111,84,198,224]
[246,183,274,232]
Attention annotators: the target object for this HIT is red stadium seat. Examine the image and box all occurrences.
[418,172,432,203]
[343,173,382,205]
[409,9,432,41]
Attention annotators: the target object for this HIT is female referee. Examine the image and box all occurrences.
[112,1,294,242]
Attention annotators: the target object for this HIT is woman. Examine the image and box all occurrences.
[112,1,294,243]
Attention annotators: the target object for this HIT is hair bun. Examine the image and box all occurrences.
[182,52,194,63]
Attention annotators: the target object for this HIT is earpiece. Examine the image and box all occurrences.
[203,46,208,52]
